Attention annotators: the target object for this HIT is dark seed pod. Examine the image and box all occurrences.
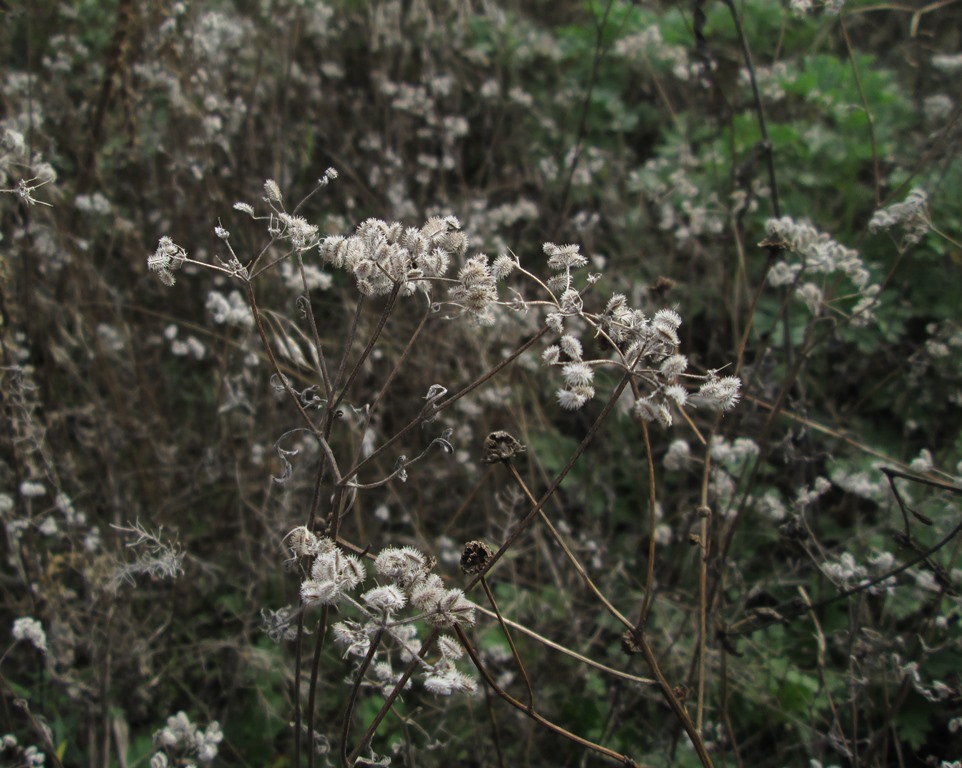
[460,540,494,574]
[481,431,526,464]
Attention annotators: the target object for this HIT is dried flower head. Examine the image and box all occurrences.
[361,585,407,614]
[261,606,298,643]
[410,574,447,612]
[437,634,464,659]
[318,215,467,300]
[12,617,47,653]
[332,620,371,657]
[278,213,320,250]
[449,254,498,322]
[868,187,930,247]
[492,253,517,280]
[284,526,332,559]
[692,373,742,412]
[147,237,188,286]
[557,388,589,411]
[459,540,494,574]
[424,588,477,628]
[424,665,478,696]
[559,334,583,360]
[301,549,366,606]
[481,431,527,464]
[561,361,594,388]
[263,179,283,203]
[374,546,435,588]
[635,396,673,427]
[544,242,588,271]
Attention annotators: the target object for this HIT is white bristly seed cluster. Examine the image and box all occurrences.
[0,735,46,768]
[868,187,931,248]
[277,528,478,697]
[790,0,845,16]
[319,216,468,301]
[12,617,47,653]
[148,179,742,424]
[764,216,879,325]
[146,236,188,287]
[150,711,223,767]
[537,241,740,423]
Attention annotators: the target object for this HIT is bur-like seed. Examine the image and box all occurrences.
[459,540,494,574]
[481,431,527,464]
[557,388,588,410]
[559,334,583,360]
[361,585,407,614]
[264,179,282,202]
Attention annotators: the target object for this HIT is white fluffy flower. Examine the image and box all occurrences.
[361,585,407,614]
[12,617,47,653]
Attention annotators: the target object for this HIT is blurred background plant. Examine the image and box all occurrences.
[1,0,961,766]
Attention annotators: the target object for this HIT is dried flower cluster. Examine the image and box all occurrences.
[11,617,47,654]
[150,711,223,767]
[278,530,478,697]
[764,216,878,324]
[319,215,468,299]
[0,735,46,768]
[789,0,846,16]
[868,187,931,247]
[534,242,740,422]
[146,236,188,287]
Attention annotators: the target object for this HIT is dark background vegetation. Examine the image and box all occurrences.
[2,0,962,766]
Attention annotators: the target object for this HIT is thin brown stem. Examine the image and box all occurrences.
[328,293,366,409]
[479,575,534,708]
[798,587,852,759]
[505,462,633,629]
[482,683,507,768]
[292,609,306,768]
[712,322,820,609]
[464,372,634,592]
[329,283,401,417]
[305,460,327,538]
[719,651,744,768]
[346,631,439,765]
[0,672,66,768]
[551,0,619,239]
[349,304,432,473]
[305,605,330,768]
[369,304,430,417]
[341,626,385,767]
[725,515,962,636]
[246,281,318,434]
[694,422,718,733]
[623,630,714,768]
[839,15,882,207]
[295,264,333,399]
[454,626,636,766]
[247,281,320,768]
[345,326,550,483]
[636,419,658,629]
[696,511,712,730]
[474,604,654,685]
[722,0,780,219]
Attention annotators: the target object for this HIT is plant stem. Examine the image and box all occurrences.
[505,462,633,629]
[636,419,658,629]
[454,626,637,767]
[341,626,385,767]
[479,575,534,708]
